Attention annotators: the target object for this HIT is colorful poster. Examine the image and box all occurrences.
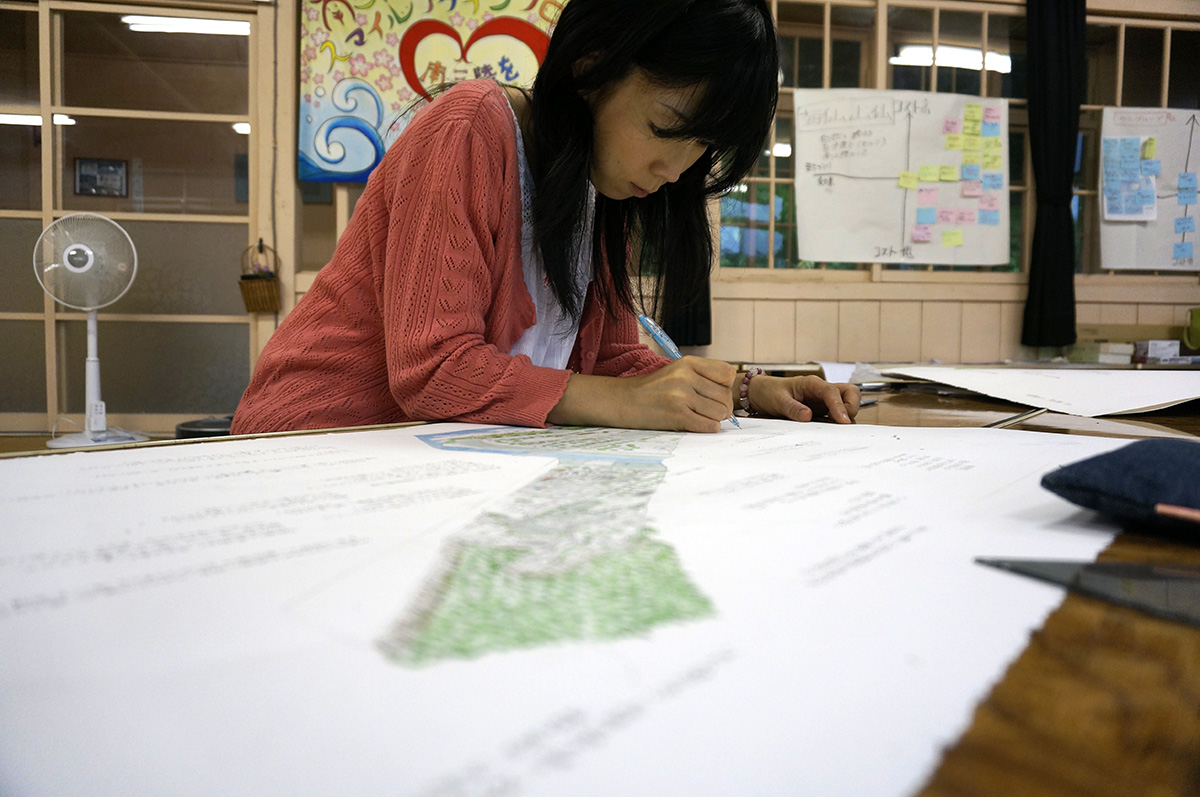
[299,0,561,181]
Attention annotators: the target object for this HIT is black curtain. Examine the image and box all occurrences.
[1021,0,1087,347]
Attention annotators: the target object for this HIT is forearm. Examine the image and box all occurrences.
[546,373,628,428]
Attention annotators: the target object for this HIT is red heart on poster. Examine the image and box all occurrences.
[399,18,549,100]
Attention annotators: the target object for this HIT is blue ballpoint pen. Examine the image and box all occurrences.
[637,314,741,428]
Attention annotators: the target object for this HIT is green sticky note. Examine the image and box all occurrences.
[1142,137,1157,159]
[939,165,960,181]
[944,134,964,150]
[898,170,919,189]
[961,151,982,166]
[963,136,982,152]
[982,138,1003,151]
[982,152,1003,170]
[963,119,982,137]
[964,104,983,122]
[919,165,941,182]
[942,229,964,247]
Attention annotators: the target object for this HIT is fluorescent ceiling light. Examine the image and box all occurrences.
[765,142,792,158]
[0,113,76,126]
[889,45,1012,74]
[232,122,251,135]
[121,15,250,35]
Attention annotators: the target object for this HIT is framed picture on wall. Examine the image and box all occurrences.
[74,158,128,198]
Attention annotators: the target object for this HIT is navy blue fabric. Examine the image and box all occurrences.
[1041,439,1200,532]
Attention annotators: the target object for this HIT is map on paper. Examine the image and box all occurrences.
[379,427,713,664]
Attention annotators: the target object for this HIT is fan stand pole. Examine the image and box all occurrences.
[84,309,106,439]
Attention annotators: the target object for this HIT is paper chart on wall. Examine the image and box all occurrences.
[0,422,1128,796]
[792,88,1010,266]
[1099,106,1199,270]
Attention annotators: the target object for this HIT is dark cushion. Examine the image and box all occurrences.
[1041,438,1200,533]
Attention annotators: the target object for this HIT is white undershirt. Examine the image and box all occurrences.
[507,104,594,370]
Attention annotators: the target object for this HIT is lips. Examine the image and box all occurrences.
[629,183,650,199]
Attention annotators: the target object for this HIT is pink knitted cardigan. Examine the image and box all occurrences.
[232,81,668,434]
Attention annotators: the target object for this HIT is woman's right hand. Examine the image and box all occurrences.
[547,356,737,433]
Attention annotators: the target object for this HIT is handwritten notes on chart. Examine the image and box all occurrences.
[1100,107,1199,270]
[793,89,1010,265]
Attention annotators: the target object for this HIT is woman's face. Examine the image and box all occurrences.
[586,69,710,201]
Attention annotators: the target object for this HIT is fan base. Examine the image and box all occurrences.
[46,428,150,449]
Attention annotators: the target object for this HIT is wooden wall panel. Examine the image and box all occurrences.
[753,301,796,362]
[1098,303,1138,324]
[879,301,922,362]
[998,301,1028,361]
[838,301,881,362]
[795,301,840,361]
[921,303,963,362]
[1075,303,1102,323]
[960,302,1002,363]
[707,299,754,362]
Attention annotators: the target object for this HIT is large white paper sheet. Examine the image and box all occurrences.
[885,365,1200,417]
[0,421,1132,796]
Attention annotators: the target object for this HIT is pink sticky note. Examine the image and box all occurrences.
[979,193,1001,210]
[956,208,975,225]
[943,118,963,134]
[937,208,955,224]
[961,180,983,197]
[912,225,933,243]
[918,187,939,206]
[983,106,1002,124]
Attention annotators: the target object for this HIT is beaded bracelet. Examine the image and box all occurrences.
[738,367,764,414]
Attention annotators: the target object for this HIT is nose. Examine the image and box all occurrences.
[652,139,708,186]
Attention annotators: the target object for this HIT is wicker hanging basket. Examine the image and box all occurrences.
[239,240,281,313]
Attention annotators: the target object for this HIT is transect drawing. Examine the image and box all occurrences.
[376,427,714,665]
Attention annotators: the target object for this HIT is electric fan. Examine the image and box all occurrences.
[33,212,148,448]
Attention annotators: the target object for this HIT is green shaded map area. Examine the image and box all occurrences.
[378,428,714,665]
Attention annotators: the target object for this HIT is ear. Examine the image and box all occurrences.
[572,51,602,80]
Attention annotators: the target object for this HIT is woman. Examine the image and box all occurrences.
[232,0,859,436]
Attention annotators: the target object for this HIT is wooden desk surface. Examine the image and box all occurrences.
[854,389,1200,796]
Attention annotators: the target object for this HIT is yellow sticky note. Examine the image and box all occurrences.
[982,152,1003,170]
[1142,137,1157,159]
[963,136,982,152]
[918,165,941,182]
[942,229,964,247]
[961,151,981,166]
[944,134,964,150]
[963,119,982,137]
[982,138,1003,151]
[898,170,919,189]
[964,104,983,122]
[939,165,959,182]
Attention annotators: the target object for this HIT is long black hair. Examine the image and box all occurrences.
[528,0,779,325]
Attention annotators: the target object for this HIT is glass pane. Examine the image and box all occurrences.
[1123,27,1164,108]
[830,6,875,89]
[988,14,1027,100]
[1005,189,1024,272]
[774,182,797,266]
[61,320,249,414]
[112,221,249,315]
[775,116,793,179]
[0,9,39,106]
[888,8,933,92]
[1086,25,1119,107]
[719,185,768,269]
[1009,129,1026,186]
[0,321,46,412]
[1075,110,1101,192]
[937,12,982,97]
[60,118,249,215]
[0,121,41,210]
[777,4,824,88]
[796,37,822,89]
[778,36,796,89]
[60,11,249,114]
[0,218,47,312]
[1168,30,1200,110]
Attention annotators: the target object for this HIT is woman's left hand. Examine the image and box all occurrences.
[745,374,861,423]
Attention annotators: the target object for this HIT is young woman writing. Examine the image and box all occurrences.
[232,0,860,436]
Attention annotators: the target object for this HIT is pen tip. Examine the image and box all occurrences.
[730,416,741,428]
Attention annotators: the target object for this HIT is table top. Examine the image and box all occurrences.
[855,388,1200,796]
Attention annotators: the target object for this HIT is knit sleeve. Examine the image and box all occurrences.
[591,305,671,378]
[378,98,570,426]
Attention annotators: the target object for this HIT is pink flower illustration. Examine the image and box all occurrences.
[313,74,325,85]
[388,63,402,77]
[482,12,494,22]
[355,14,367,26]
[374,49,393,67]
[304,7,318,20]
[376,74,394,92]
[311,28,329,45]
[449,12,464,27]
[332,69,345,83]
[304,46,317,62]
[386,33,399,48]
[348,53,370,77]
[466,18,478,30]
